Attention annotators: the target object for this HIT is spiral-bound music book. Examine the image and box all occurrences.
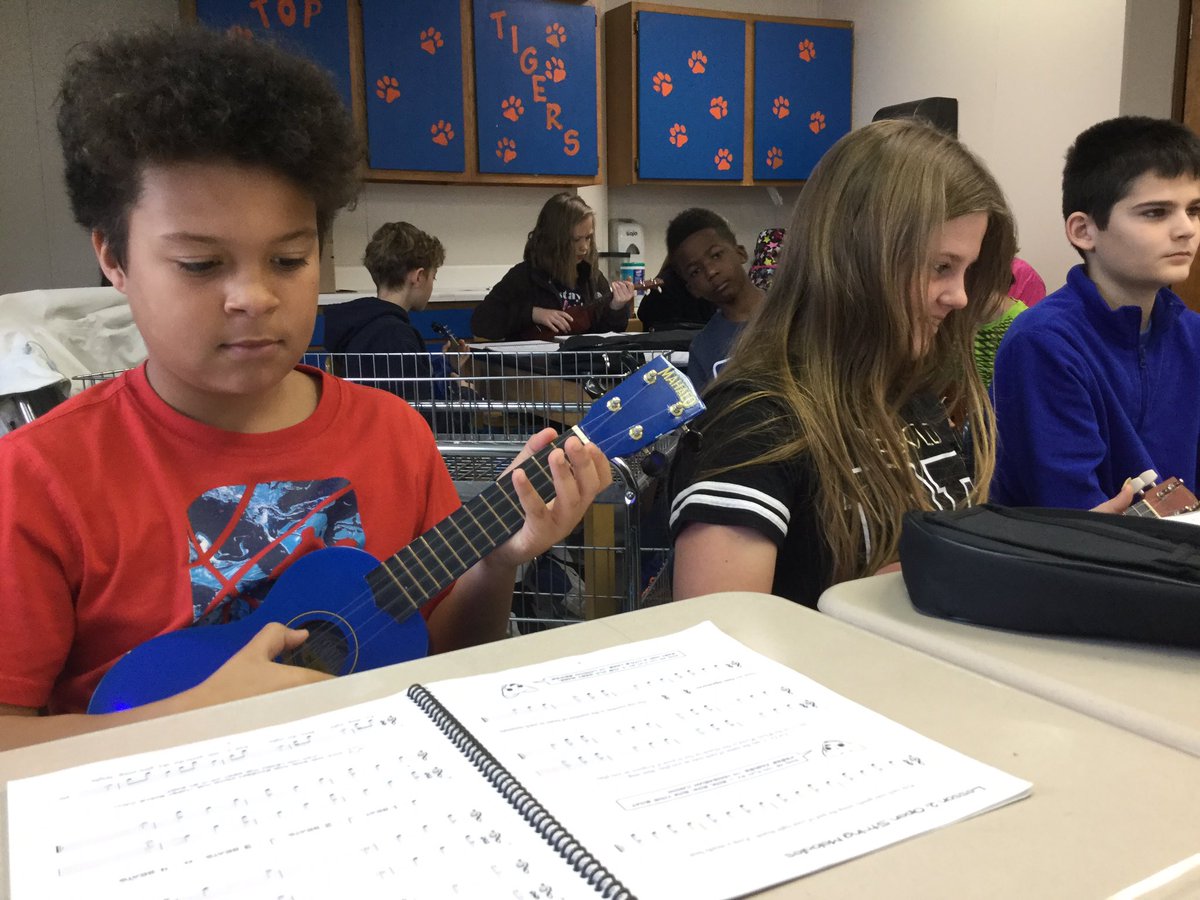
[8,623,1031,899]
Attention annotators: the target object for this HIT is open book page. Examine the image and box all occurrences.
[7,693,596,900]
[425,622,1032,900]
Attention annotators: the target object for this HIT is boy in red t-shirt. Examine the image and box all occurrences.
[0,26,609,750]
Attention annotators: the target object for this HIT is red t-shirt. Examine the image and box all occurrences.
[0,365,461,713]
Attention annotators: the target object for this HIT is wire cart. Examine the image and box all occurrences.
[305,349,676,634]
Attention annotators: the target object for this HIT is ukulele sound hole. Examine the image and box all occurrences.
[282,620,351,675]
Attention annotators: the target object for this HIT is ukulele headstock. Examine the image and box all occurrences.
[578,357,704,459]
[1127,472,1200,518]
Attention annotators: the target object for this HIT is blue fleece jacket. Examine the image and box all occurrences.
[991,265,1200,509]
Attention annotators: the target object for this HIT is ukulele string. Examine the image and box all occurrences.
[294,442,562,668]
[313,394,658,665]
[290,362,681,668]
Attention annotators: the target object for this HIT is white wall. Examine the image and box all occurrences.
[0,0,1184,296]
[821,0,1138,290]
[1121,0,1182,119]
[0,0,178,294]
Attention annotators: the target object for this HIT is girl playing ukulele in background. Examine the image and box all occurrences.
[471,192,636,341]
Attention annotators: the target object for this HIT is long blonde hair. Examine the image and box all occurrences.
[701,119,1016,582]
[524,192,597,287]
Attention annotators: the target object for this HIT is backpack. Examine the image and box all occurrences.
[899,504,1200,648]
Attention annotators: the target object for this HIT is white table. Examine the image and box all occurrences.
[819,572,1200,758]
[4,593,1200,898]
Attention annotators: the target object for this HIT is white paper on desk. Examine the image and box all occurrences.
[552,332,628,341]
[424,622,1032,900]
[466,340,561,352]
[6,694,596,900]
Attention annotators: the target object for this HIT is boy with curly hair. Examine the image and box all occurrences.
[0,26,609,750]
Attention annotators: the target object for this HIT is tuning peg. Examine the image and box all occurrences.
[1129,469,1159,493]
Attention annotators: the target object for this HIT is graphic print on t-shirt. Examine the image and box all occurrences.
[557,286,584,309]
[901,418,973,509]
[186,478,363,624]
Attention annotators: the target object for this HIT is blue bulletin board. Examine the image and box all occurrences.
[361,1,466,172]
[636,12,745,182]
[472,0,599,177]
[752,21,852,181]
[194,0,353,110]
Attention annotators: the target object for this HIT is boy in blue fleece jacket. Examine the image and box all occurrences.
[991,117,1200,509]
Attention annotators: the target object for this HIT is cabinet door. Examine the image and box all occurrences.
[194,0,353,110]
[752,21,852,181]
[361,0,465,173]
[472,0,599,177]
[636,12,745,181]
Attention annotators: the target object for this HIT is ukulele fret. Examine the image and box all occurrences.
[413,534,454,581]
[372,439,568,622]
[431,527,468,569]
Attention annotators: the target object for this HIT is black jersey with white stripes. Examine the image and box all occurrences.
[668,389,971,607]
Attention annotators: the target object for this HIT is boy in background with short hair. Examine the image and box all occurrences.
[666,208,765,395]
[0,26,609,751]
[323,221,445,354]
[991,116,1200,508]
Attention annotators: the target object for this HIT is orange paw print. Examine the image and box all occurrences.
[226,24,253,41]
[546,22,566,48]
[709,96,728,120]
[496,137,517,164]
[772,96,790,119]
[798,39,816,62]
[809,111,826,134]
[420,28,444,55]
[652,71,673,97]
[687,50,708,74]
[668,123,688,148]
[430,120,454,146]
[766,146,783,170]
[375,75,400,104]
[714,148,733,171]
[545,57,567,83]
[501,96,525,122]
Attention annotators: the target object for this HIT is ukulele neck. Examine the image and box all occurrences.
[366,432,573,620]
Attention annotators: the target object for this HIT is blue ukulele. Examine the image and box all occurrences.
[88,357,703,714]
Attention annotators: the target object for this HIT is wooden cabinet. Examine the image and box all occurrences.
[354,0,601,185]
[360,0,467,173]
[471,0,600,178]
[634,11,746,182]
[752,20,853,181]
[189,0,355,110]
[605,2,852,185]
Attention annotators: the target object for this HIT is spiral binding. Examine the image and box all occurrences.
[408,683,634,899]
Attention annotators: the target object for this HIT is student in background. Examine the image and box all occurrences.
[322,221,445,354]
[1009,256,1047,306]
[668,119,1018,608]
[635,262,715,331]
[991,116,1200,509]
[666,208,766,395]
[973,290,1028,387]
[0,26,610,751]
[322,221,465,415]
[972,257,1045,385]
[471,192,635,340]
